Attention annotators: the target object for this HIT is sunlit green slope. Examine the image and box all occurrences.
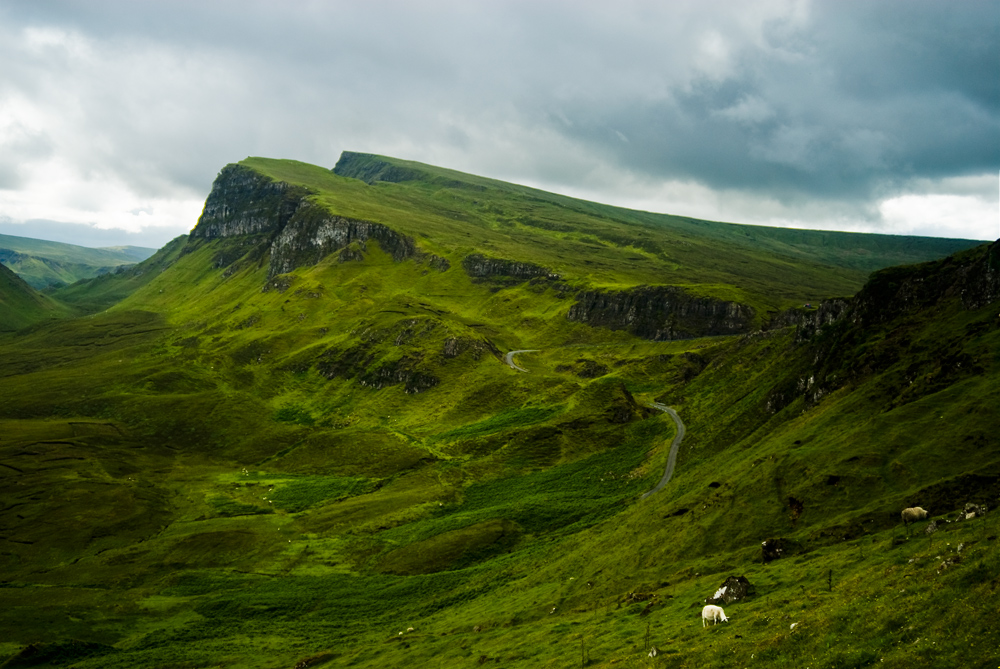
[331,151,980,273]
[241,153,980,314]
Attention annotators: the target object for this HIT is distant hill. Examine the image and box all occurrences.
[0,233,157,289]
[0,262,72,331]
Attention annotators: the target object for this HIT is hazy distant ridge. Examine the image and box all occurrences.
[0,233,157,289]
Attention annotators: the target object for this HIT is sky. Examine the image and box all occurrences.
[0,0,997,250]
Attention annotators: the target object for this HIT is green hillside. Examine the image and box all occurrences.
[331,151,980,274]
[0,155,996,668]
[0,262,72,331]
[0,233,156,289]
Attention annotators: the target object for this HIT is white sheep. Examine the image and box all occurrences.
[901,507,928,525]
[702,604,728,627]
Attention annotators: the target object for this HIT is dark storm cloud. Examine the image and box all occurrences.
[551,0,999,202]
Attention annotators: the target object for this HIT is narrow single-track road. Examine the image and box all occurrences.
[641,403,685,499]
[504,349,539,372]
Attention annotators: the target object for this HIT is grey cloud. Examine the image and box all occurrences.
[547,1,999,204]
[0,123,53,190]
[0,0,996,242]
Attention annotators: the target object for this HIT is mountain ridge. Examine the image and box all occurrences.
[0,232,156,289]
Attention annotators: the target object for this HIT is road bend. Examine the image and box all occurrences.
[504,349,540,372]
[641,403,685,499]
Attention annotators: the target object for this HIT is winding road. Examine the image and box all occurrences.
[640,403,685,499]
[504,349,540,372]
[504,349,684,500]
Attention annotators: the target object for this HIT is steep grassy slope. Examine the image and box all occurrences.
[0,233,155,289]
[0,155,996,668]
[0,262,73,331]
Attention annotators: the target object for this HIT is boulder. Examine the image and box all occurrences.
[706,575,755,605]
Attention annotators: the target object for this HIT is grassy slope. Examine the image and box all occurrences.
[49,235,189,313]
[0,157,996,668]
[0,262,73,331]
[329,151,981,271]
[0,233,156,289]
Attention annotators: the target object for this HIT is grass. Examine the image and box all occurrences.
[0,263,74,331]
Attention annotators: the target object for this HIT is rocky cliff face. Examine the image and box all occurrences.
[567,286,754,340]
[332,152,423,185]
[461,254,560,282]
[191,164,305,239]
[190,164,420,279]
[849,240,1000,326]
[764,299,851,342]
[268,202,416,277]
[766,240,998,343]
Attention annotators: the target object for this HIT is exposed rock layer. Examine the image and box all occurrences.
[332,152,423,184]
[567,286,754,340]
[461,254,559,281]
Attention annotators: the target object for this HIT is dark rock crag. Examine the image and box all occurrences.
[567,286,754,340]
[848,239,1000,324]
[191,164,419,278]
[268,205,416,277]
[766,240,999,342]
[763,299,851,342]
[705,575,756,605]
[461,254,560,282]
[763,240,998,414]
[191,164,304,240]
[332,152,425,185]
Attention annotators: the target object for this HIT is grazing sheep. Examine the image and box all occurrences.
[901,507,928,525]
[702,604,728,627]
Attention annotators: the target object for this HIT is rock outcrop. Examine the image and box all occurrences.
[192,164,306,240]
[268,203,416,277]
[761,241,997,346]
[190,164,418,279]
[705,576,755,605]
[567,286,754,340]
[762,298,851,344]
[849,240,1000,324]
[461,254,560,282]
[332,151,424,185]
[763,240,998,414]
